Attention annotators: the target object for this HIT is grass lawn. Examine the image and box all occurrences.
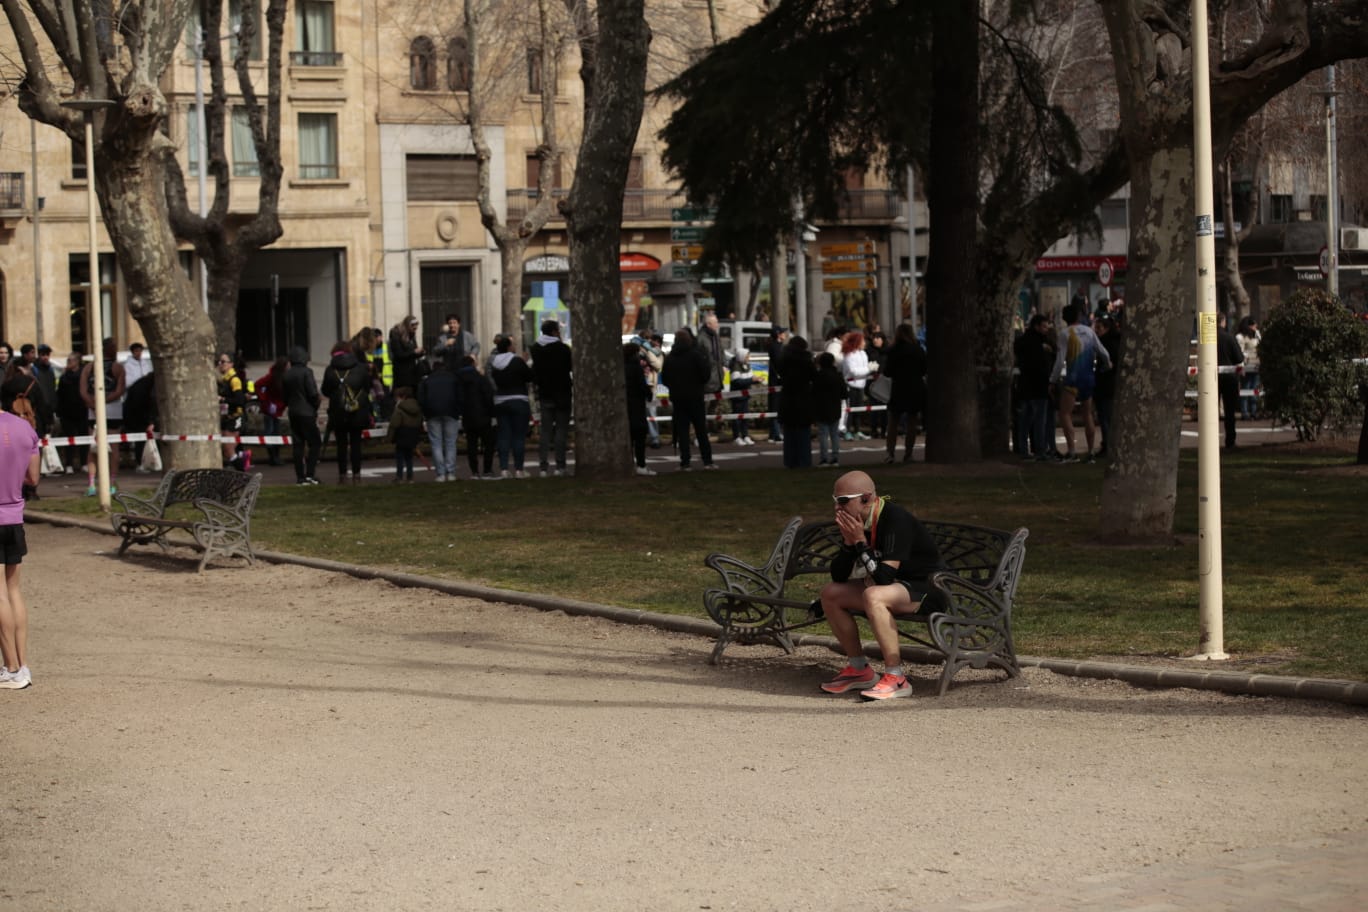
[48,442,1368,681]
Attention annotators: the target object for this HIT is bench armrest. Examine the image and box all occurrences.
[927,570,1010,622]
[703,552,784,596]
[192,497,250,527]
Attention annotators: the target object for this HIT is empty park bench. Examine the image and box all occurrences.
[110,468,263,573]
[703,518,1029,695]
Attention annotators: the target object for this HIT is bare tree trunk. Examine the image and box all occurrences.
[1220,158,1252,318]
[563,0,651,480]
[101,114,220,470]
[1099,145,1194,540]
[924,0,981,462]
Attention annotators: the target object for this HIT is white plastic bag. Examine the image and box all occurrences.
[40,442,63,476]
[141,438,163,473]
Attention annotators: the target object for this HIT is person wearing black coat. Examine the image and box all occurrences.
[879,323,928,464]
[775,335,815,468]
[529,319,573,476]
[765,326,789,442]
[455,355,496,479]
[418,360,463,481]
[660,327,715,471]
[283,346,323,484]
[388,316,425,390]
[624,342,654,475]
[321,342,373,483]
[56,353,89,473]
[1013,315,1056,461]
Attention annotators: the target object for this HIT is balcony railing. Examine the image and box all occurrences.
[290,51,343,67]
[505,188,905,225]
[0,172,24,210]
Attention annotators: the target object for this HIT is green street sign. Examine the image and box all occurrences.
[670,226,706,242]
[670,264,694,278]
[671,206,717,222]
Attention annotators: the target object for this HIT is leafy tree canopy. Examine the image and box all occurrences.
[658,0,1085,269]
[657,0,935,266]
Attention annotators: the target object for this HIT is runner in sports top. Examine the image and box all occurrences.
[817,470,944,701]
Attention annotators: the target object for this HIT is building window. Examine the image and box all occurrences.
[71,137,87,180]
[525,153,562,190]
[527,47,542,94]
[68,253,120,354]
[1099,198,1127,229]
[232,107,260,177]
[406,154,479,201]
[1269,193,1292,224]
[298,113,338,179]
[1310,194,1329,222]
[293,0,337,66]
[410,36,437,90]
[447,37,471,91]
[186,109,203,178]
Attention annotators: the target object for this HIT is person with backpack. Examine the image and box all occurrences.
[2,361,42,501]
[321,338,373,484]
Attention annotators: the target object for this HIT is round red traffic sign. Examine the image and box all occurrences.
[1319,246,1331,277]
[1097,259,1113,287]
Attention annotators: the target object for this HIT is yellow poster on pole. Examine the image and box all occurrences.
[1198,311,1217,345]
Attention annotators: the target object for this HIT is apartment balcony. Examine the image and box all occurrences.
[505,187,904,226]
[0,172,24,211]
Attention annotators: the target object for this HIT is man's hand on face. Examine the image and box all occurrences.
[835,508,864,546]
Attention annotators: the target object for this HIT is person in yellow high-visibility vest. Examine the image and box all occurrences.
[373,330,391,391]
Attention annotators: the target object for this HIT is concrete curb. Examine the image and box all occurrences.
[31,510,1368,707]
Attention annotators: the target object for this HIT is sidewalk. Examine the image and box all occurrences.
[8,521,1368,911]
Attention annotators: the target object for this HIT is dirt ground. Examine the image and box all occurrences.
[4,523,1367,912]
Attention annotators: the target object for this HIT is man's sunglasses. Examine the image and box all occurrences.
[833,493,872,506]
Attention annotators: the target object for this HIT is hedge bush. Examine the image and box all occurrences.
[1258,289,1368,441]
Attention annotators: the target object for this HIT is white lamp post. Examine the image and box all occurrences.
[1190,0,1227,660]
[61,97,117,513]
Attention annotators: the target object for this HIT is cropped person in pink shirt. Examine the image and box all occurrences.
[0,408,41,690]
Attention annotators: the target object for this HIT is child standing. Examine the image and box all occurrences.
[812,352,848,467]
[385,386,424,483]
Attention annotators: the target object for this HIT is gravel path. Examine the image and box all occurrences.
[4,523,1366,911]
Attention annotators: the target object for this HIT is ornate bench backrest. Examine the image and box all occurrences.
[163,469,258,511]
[785,521,847,581]
[783,519,1017,589]
[922,521,1011,585]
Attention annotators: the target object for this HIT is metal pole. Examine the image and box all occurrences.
[82,112,112,513]
[30,119,43,345]
[195,31,210,313]
[1326,65,1339,298]
[792,198,808,340]
[1190,0,1226,660]
[907,165,918,334]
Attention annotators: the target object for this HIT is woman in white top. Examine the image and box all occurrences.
[1236,316,1261,419]
[840,331,871,440]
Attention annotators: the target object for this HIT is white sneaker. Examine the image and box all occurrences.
[0,666,30,690]
[635,466,657,476]
[514,470,527,479]
[500,469,511,479]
